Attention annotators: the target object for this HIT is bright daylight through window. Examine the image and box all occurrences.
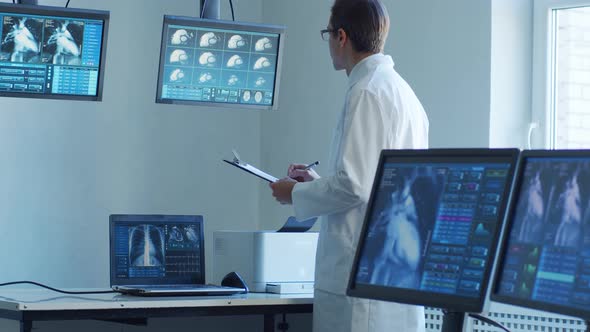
[552,6,590,148]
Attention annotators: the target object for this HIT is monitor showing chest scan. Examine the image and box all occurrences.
[347,149,519,331]
[492,150,590,326]
[156,15,285,110]
[0,3,108,100]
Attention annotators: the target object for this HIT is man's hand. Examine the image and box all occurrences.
[288,164,320,182]
[269,177,298,204]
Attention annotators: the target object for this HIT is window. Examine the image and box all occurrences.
[532,0,590,148]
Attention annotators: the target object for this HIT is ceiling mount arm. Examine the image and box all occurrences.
[200,0,220,19]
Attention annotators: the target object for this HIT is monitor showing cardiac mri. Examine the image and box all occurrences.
[347,149,519,313]
[156,16,285,110]
[0,3,109,101]
[492,151,590,320]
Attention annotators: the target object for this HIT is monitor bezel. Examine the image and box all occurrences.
[347,148,520,313]
[155,15,286,110]
[0,3,109,101]
[491,149,590,320]
[109,214,206,286]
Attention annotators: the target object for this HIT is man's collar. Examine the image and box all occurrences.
[347,53,394,87]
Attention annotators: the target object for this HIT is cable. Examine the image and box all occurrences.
[65,0,70,8]
[0,281,117,295]
[229,0,235,21]
[200,0,209,18]
[469,313,511,332]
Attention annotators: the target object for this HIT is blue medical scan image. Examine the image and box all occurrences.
[128,225,166,267]
[42,19,84,65]
[361,166,446,289]
[1,16,43,63]
[512,159,590,248]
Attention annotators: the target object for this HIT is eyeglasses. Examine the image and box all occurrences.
[320,28,335,41]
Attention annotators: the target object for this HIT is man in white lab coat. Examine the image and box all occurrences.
[269,0,429,331]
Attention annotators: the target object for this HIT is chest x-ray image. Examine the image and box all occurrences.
[512,160,590,249]
[129,225,165,267]
[359,167,444,289]
[1,16,43,63]
[42,19,84,65]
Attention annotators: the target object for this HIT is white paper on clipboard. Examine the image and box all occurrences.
[223,150,279,183]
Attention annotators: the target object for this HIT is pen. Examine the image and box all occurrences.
[303,161,320,170]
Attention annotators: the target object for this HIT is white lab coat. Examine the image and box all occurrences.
[292,53,428,332]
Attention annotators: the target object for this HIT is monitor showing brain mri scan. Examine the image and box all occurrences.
[0,3,108,101]
[156,16,285,110]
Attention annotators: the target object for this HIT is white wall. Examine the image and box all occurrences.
[490,0,533,148]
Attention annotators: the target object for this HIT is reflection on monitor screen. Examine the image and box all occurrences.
[493,152,590,319]
[0,3,108,100]
[348,149,518,313]
[156,16,285,110]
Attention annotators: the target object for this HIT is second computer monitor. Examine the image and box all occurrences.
[347,149,519,313]
[156,16,285,110]
[492,150,590,320]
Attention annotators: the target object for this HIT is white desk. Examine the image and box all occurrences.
[0,289,313,332]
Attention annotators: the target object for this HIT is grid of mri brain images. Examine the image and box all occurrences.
[162,25,278,105]
[0,13,103,96]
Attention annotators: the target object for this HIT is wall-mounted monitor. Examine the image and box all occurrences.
[347,149,519,314]
[0,3,109,101]
[156,16,285,110]
[492,150,590,321]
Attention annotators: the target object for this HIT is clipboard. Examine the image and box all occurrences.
[223,149,279,183]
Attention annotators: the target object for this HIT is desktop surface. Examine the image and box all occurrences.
[0,288,313,311]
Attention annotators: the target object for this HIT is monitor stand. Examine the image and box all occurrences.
[441,311,466,332]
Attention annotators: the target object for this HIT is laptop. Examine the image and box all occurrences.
[109,214,246,296]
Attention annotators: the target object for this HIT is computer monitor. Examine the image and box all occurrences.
[492,150,590,323]
[0,3,109,101]
[155,16,285,110]
[348,149,519,317]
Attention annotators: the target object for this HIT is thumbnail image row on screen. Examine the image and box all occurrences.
[167,27,278,54]
[165,48,276,73]
[164,66,275,91]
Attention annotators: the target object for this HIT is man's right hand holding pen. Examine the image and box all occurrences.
[288,161,321,182]
[269,161,320,205]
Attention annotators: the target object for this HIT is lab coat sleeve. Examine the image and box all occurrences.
[292,89,392,221]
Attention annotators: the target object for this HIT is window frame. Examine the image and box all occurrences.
[532,0,590,148]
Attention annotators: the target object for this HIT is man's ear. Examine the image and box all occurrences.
[336,28,347,48]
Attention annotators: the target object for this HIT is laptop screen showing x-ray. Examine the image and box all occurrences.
[110,215,205,286]
[492,151,590,319]
[347,149,518,313]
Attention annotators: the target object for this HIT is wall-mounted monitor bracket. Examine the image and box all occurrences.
[200,0,220,19]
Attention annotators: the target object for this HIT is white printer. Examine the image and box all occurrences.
[212,231,318,294]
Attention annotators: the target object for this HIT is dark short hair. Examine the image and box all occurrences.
[329,0,390,53]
